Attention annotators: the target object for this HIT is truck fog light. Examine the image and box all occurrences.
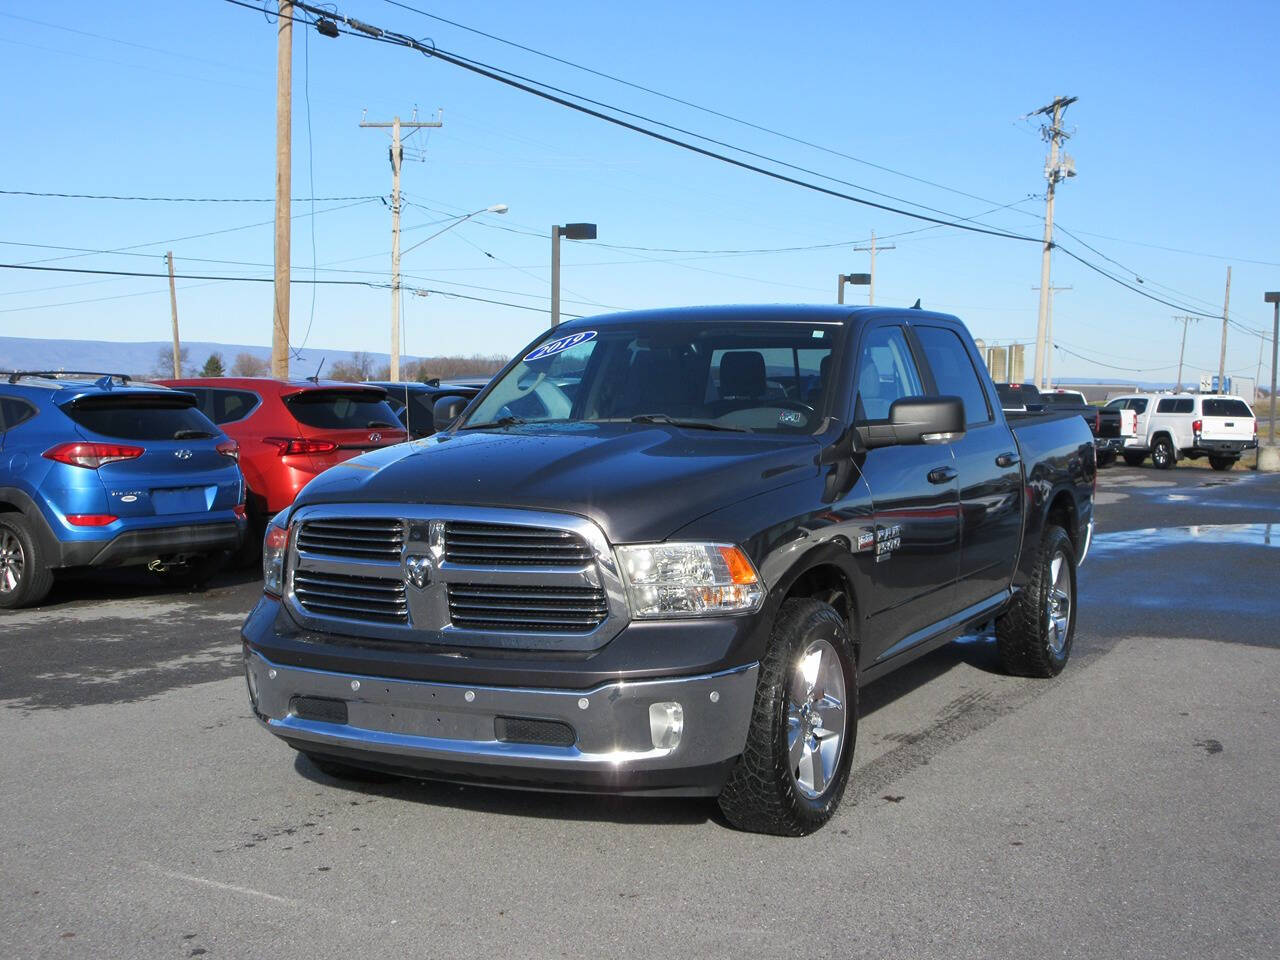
[649,701,684,750]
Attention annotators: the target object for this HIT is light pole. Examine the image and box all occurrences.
[1265,292,1279,444]
[838,273,870,305]
[401,204,508,258]
[551,223,597,326]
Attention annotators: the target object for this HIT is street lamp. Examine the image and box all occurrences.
[401,204,508,258]
[1265,292,1279,444]
[551,222,597,326]
[838,273,870,305]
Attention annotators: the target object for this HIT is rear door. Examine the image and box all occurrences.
[847,322,962,663]
[59,392,239,519]
[1199,397,1255,443]
[913,323,1024,612]
[282,388,408,472]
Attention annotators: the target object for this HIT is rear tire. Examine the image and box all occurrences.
[1151,436,1176,470]
[1122,452,1146,467]
[1209,455,1236,472]
[995,525,1077,678]
[717,598,857,836]
[0,514,54,610]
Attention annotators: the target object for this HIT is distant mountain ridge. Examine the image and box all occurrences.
[0,336,422,379]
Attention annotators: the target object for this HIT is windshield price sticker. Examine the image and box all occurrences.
[524,330,597,362]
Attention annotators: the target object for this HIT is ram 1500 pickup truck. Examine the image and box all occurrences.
[242,305,1096,835]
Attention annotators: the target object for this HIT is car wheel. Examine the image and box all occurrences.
[995,525,1077,678]
[1209,455,1236,472]
[717,598,857,836]
[1151,436,1175,470]
[303,752,398,783]
[0,514,54,610]
[1122,452,1146,467]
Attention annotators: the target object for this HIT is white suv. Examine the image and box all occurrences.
[1104,393,1257,470]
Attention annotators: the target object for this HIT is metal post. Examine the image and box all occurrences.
[271,0,292,380]
[1218,265,1232,393]
[551,225,561,326]
[166,251,181,378]
[1270,299,1279,444]
[837,274,845,305]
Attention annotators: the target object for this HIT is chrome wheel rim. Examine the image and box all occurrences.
[1045,549,1072,655]
[786,638,847,799]
[1154,443,1169,466]
[0,530,23,595]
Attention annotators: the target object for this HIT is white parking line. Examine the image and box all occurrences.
[141,864,300,907]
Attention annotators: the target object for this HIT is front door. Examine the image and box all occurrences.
[845,323,961,664]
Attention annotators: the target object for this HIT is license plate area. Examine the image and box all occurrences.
[152,486,214,514]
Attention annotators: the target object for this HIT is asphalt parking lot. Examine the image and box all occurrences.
[2,463,1277,960]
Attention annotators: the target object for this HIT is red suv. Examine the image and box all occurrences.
[158,378,407,522]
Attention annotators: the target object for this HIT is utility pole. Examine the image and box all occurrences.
[1217,265,1232,393]
[849,230,895,305]
[272,1,292,380]
[1172,315,1198,391]
[1031,283,1071,387]
[165,252,181,377]
[1028,95,1077,390]
[360,109,443,380]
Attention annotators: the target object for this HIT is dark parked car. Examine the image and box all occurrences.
[364,380,484,439]
[242,305,1096,835]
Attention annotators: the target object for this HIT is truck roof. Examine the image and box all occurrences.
[554,304,963,329]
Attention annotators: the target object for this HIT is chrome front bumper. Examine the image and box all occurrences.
[246,651,759,794]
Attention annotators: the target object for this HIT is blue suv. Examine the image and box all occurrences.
[0,373,247,608]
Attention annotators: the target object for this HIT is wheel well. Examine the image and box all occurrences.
[0,501,21,514]
[1047,490,1078,550]
[783,563,858,654]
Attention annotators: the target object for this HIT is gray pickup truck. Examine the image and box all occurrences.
[241,305,1096,835]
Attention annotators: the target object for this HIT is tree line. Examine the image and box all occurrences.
[150,348,506,382]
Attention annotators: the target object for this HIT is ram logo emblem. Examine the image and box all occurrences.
[405,555,433,590]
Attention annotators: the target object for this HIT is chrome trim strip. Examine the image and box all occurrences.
[284,502,629,651]
[248,651,759,771]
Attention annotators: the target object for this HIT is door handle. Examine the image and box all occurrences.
[927,466,958,484]
[996,451,1020,468]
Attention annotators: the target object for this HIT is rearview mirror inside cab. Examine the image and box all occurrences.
[860,396,965,449]
[432,395,470,433]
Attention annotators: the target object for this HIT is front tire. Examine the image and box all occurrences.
[996,525,1077,677]
[0,514,54,609]
[1209,455,1236,472]
[718,598,857,836]
[1151,436,1176,470]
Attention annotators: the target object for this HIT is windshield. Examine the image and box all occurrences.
[463,321,841,434]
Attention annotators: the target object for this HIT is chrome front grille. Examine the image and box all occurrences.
[293,570,408,623]
[448,583,609,632]
[444,521,593,566]
[295,518,404,561]
[285,506,627,651]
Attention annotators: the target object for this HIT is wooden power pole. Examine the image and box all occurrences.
[1028,95,1077,390]
[166,252,181,377]
[850,230,895,305]
[1172,315,1198,391]
[271,1,293,380]
[360,109,443,381]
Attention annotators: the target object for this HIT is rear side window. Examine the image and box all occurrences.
[914,326,992,426]
[0,397,37,432]
[854,326,924,423]
[1130,398,1148,413]
[64,394,219,441]
[1157,398,1194,413]
[1201,398,1253,417]
[285,390,401,430]
[202,388,259,425]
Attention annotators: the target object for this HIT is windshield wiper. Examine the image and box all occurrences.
[629,414,750,432]
[459,415,527,430]
[172,429,214,440]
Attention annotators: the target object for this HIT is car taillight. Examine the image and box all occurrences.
[1192,419,1202,434]
[66,514,118,526]
[1094,411,1101,431]
[263,437,339,456]
[44,442,144,469]
[217,440,240,462]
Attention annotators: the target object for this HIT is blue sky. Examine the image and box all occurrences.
[1,0,1277,384]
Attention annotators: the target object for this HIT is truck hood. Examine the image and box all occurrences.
[291,422,821,543]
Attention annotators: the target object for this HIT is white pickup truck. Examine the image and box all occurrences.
[1103,393,1258,470]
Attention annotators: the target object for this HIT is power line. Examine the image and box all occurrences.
[0,188,382,203]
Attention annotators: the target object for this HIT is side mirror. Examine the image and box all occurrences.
[432,394,469,433]
[860,396,965,449]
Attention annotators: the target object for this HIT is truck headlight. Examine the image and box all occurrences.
[616,543,763,618]
[263,512,291,597]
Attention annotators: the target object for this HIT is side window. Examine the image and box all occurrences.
[1130,398,1148,414]
[913,326,993,426]
[0,397,37,433]
[854,325,924,423]
[1157,398,1178,413]
[208,389,260,425]
[1176,398,1194,413]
